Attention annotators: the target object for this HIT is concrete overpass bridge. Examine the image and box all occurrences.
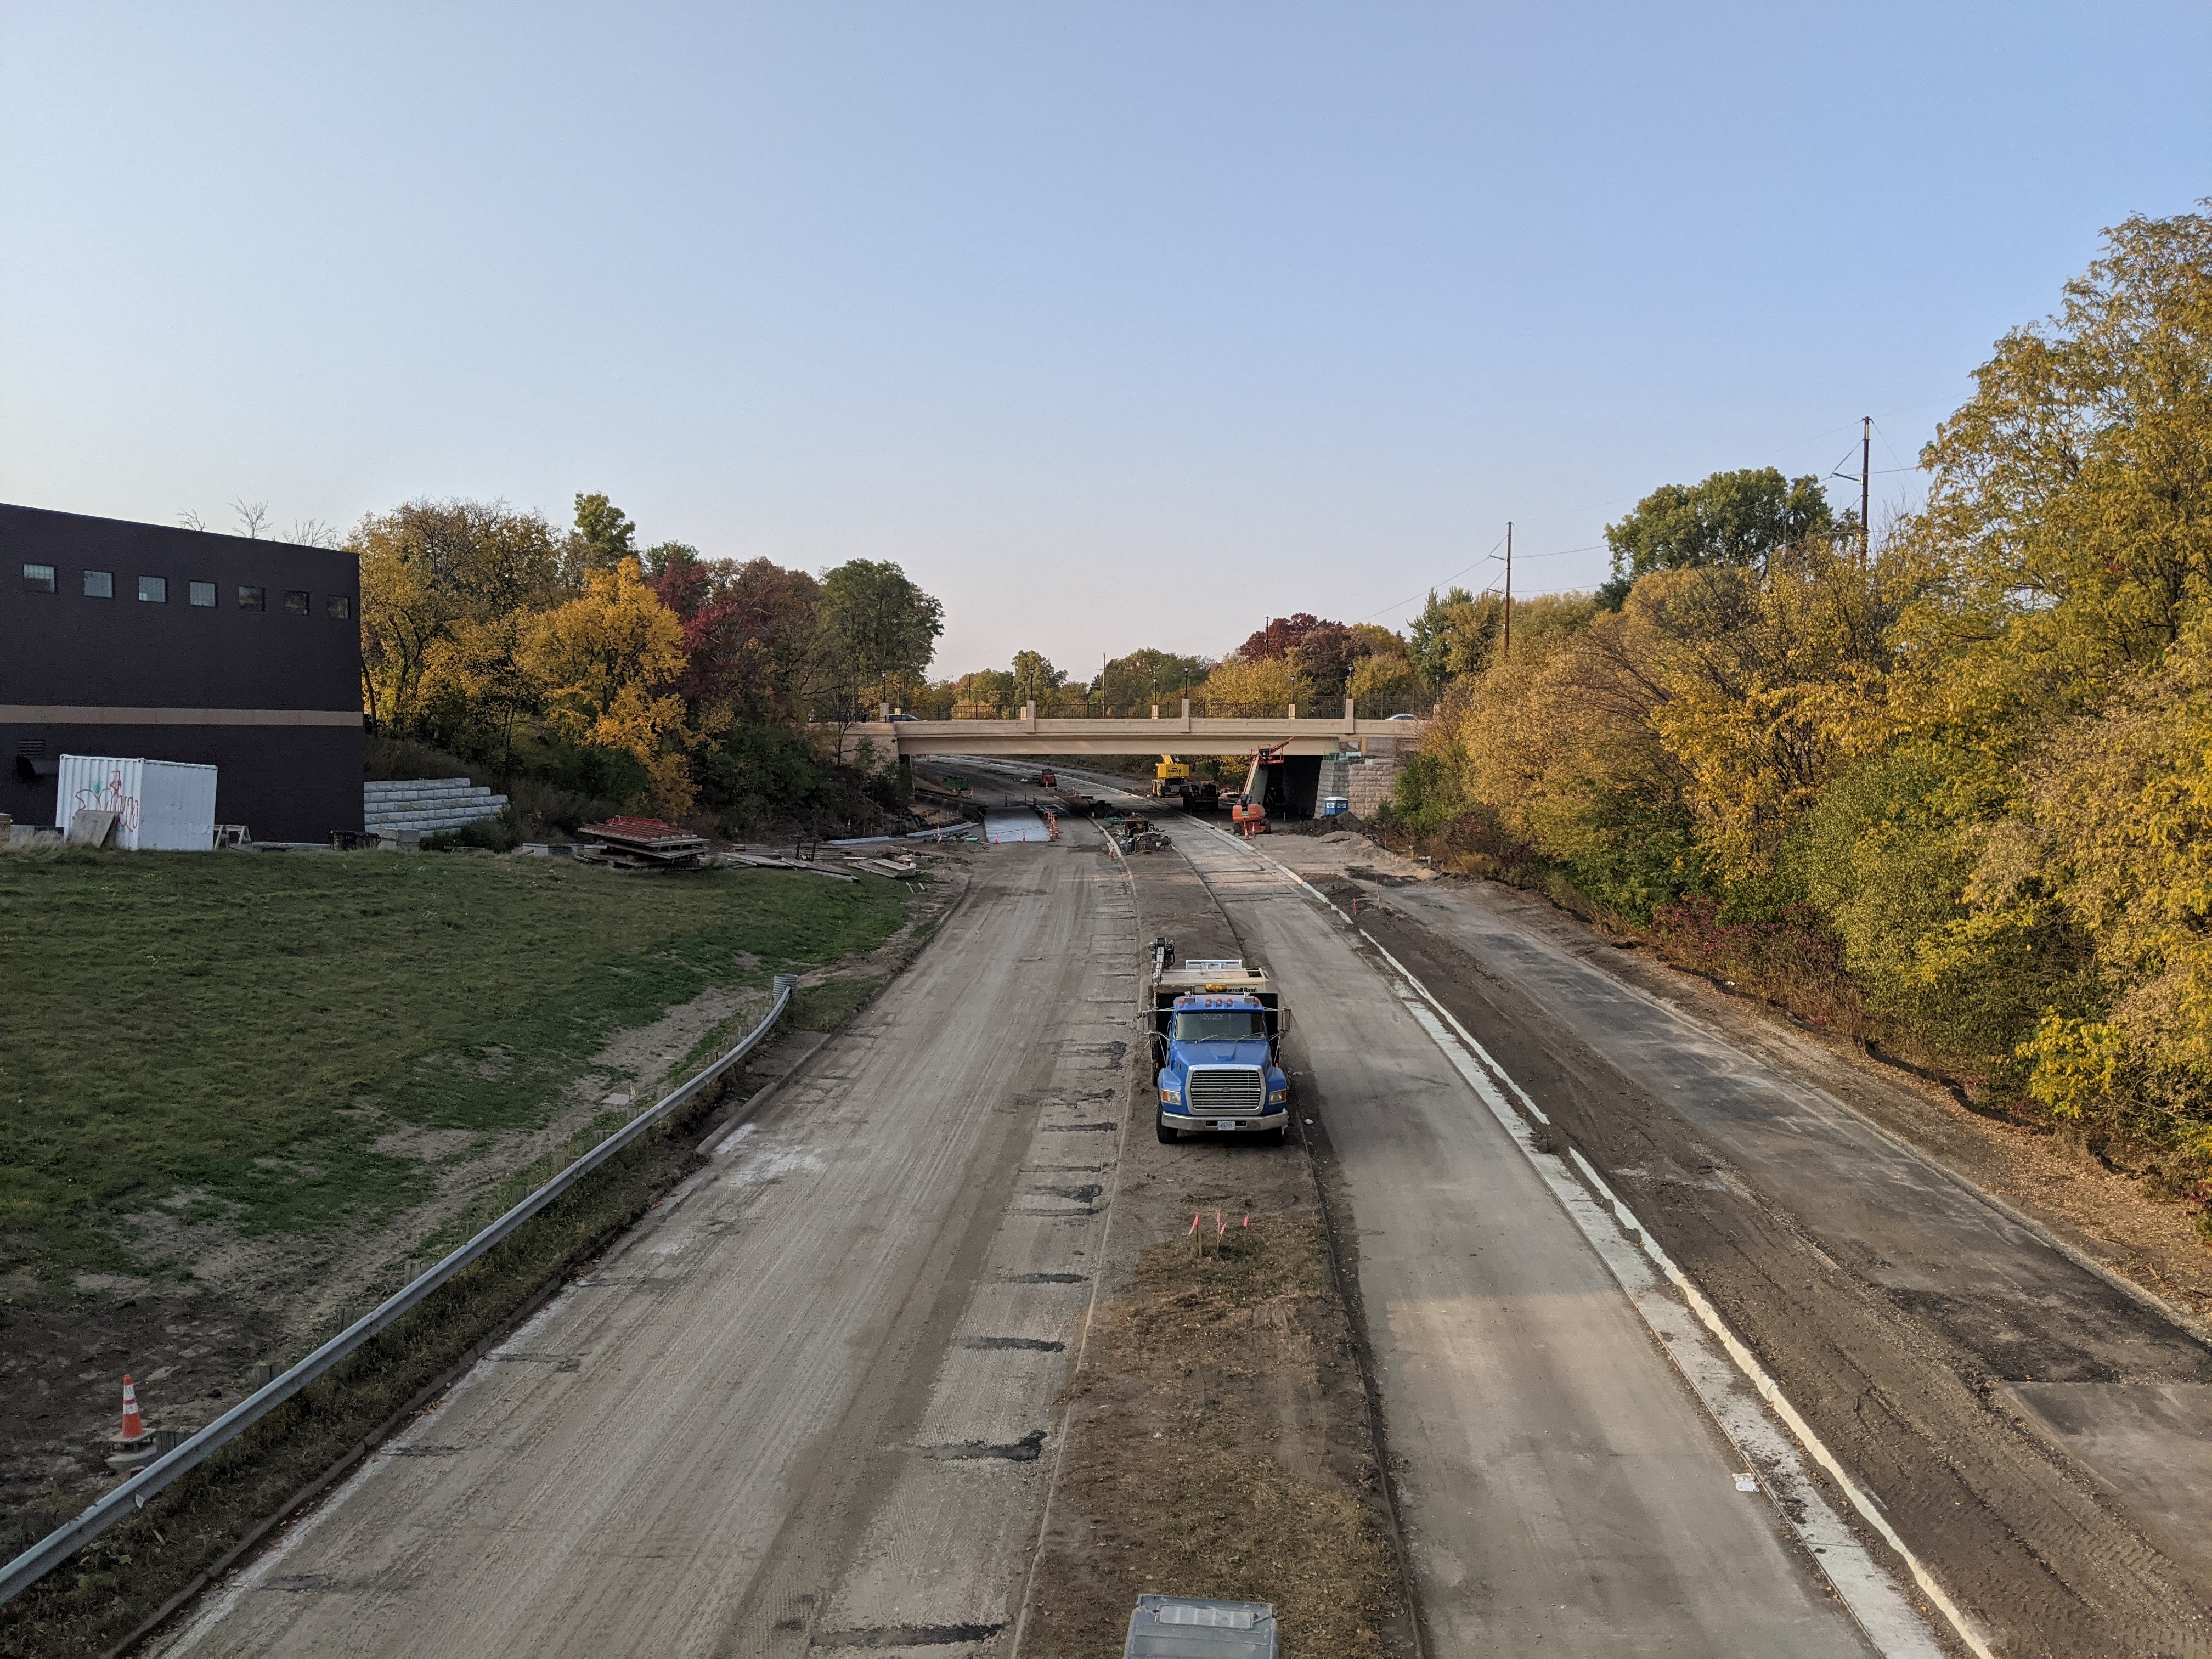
[836,698,1428,817]
[838,698,1426,759]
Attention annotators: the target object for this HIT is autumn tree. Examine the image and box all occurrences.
[1009,650,1065,707]
[353,499,563,743]
[518,558,693,815]
[950,669,1016,719]
[647,548,822,725]
[1408,588,1500,685]
[1200,655,1305,716]
[1102,648,1213,713]
[567,492,639,580]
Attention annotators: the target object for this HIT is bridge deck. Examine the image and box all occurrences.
[837,710,1426,758]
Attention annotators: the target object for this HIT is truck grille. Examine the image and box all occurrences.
[1186,1066,1266,1115]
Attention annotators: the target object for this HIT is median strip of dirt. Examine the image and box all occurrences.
[1018,833,1416,1657]
[1024,1215,1400,1657]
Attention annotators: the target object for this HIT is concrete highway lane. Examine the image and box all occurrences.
[148,828,1136,1659]
[1165,818,1906,1658]
[1338,871,2212,1656]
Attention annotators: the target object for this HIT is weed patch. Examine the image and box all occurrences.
[793,976,882,1031]
[1024,1216,1397,1658]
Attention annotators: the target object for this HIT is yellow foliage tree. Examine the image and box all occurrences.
[1346,652,1423,714]
[518,558,693,816]
[1199,656,1306,716]
[1991,619,2212,1146]
[354,499,562,737]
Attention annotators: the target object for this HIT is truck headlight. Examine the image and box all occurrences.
[1267,1088,1288,1104]
[1160,1087,1182,1105]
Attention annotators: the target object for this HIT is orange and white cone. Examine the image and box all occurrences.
[120,1374,146,1443]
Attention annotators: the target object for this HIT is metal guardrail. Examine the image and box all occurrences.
[0,971,800,1607]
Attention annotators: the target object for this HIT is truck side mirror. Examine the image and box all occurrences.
[1277,1008,1291,1034]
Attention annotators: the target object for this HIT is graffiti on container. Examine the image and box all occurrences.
[72,770,141,832]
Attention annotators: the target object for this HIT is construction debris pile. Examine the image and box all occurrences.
[574,817,714,868]
[1104,814,1173,855]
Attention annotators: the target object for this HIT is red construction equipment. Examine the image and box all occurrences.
[1231,799,1268,838]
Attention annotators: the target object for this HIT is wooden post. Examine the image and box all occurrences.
[1503,521,1513,663]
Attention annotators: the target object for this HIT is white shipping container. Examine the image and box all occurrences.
[57,755,219,851]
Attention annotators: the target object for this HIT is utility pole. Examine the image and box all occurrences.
[1502,521,1513,663]
[1860,416,1871,564]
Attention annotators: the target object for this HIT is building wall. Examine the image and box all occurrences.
[2,504,363,840]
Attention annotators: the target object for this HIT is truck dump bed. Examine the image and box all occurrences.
[1143,958,1282,1040]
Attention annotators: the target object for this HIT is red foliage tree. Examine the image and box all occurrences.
[648,550,820,721]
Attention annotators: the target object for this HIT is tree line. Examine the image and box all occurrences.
[357,493,941,828]
[909,616,1431,723]
[1383,207,2212,1223]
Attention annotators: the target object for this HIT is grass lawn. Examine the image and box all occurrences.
[0,847,908,1291]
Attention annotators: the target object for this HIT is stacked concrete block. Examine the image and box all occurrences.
[363,777,509,838]
[1347,757,1400,816]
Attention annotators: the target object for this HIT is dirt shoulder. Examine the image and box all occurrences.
[1406,870,2212,1330]
[1018,841,1415,1658]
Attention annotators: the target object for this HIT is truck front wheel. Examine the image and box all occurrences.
[1156,1118,1180,1144]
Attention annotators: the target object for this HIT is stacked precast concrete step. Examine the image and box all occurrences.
[363,777,509,838]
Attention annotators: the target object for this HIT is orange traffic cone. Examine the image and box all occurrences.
[120,1374,147,1443]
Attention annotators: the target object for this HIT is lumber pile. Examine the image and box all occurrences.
[574,817,712,868]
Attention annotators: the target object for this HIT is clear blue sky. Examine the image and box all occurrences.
[3,4,2205,679]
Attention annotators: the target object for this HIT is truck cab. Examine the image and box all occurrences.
[1144,955,1291,1144]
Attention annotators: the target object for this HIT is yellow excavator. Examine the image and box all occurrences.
[1151,755,1218,811]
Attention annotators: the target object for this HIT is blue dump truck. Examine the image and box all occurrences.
[1144,941,1292,1144]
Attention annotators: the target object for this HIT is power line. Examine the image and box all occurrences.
[1337,397,1956,628]
[1348,534,1506,624]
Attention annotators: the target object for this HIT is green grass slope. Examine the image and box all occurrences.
[0,848,907,1291]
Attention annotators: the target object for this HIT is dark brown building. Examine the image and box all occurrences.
[2,504,363,842]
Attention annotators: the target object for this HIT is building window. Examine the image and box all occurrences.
[283,589,311,616]
[189,580,217,607]
[21,563,55,592]
[326,594,352,620]
[84,569,114,598]
[138,575,168,603]
[238,585,266,611]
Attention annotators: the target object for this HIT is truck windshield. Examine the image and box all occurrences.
[1171,1008,1266,1042]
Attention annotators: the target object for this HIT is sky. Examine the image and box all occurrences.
[3,4,2207,680]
